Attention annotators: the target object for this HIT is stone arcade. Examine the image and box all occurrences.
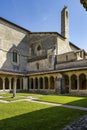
[0,7,87,95]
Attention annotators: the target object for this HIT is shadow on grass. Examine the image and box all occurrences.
[0,103,87,130]
[38,94,87,108]
[66,97,87,107]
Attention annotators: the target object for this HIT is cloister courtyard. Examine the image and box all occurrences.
[0,92,87,130]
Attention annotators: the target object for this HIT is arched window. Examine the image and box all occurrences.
[12,49,20,66]
[35,44,42,56]
[37,45,41,51]
[36,63,39,70]
[13,51,17,63]
[66,11,68,18]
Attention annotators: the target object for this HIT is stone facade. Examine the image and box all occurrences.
[0,7,87,95]
[0,18,29,72]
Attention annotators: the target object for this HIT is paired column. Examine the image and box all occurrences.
[13,78,17,97]
[43,78,45,90]
[55,77,62,94]
[48,77,50,90]
[38,78,40,90]
[20,78,23,90]
[9,78,11,91]
[29,78,31,89]
[33,78,35,89]
[2,77,5,90]
[69,76,71,93]
[77,76,79,91]
[23,77,28,90]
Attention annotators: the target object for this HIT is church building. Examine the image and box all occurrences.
[0,7,87,95]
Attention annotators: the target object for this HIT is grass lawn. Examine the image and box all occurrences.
[1,93,87,107]
[0,92,42,101]
[38,95,87,107]
[0,101,87,130]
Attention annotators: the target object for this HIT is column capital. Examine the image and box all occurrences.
[8,77,12,81]
[2,77,5,81]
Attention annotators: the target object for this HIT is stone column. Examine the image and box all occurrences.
[9,77,11,91]
[13,78,17,97]
[69,76,71,93]
[43,77,45,90]
[61,78,65,93]
[48,77,50,90]
[33,78,35,90]
[77,76,79,91]
[29,78,31,89]
[20,78,23,90]
[55,77,62,94]
[86,75,87,90]
[2,77,5,91]
[38,78,40,90]
[54,77,56,90]
[23,77,28,90]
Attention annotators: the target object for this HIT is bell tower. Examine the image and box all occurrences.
[61,6,69,39]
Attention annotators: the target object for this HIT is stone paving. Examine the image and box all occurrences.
[63,115,87,130]
[0,99,9,103]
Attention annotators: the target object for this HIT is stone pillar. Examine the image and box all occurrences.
[77,76,79,91]
[33,78,35,89]
[20,78,23,90]
[13,78,17,97]
[48,77,50,90]
[23,77,28,90]
[86,75,87,89]
[55,77,62,94]
[61,78,65,93]
[68,76,71,93]
[9,78,11,91]
[43,77,45,90]
[54,77,56,90]
[38,78,40,90]
[29,78,31,89]
[2,77,5,91]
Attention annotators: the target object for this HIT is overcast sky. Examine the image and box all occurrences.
[0,0,87,50]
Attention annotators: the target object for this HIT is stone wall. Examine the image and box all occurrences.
[57,36,71,55]
[0,19,29,72]
[56,51,76,63]
[27,33,57,72]
[27,58,49,72]
[28,33,57,56]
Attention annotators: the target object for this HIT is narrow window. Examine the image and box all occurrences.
[37,45,41,51]
[36,63,39,70]
[13,51,17,63]
[66,55,68,61]
[66,11,68,18]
